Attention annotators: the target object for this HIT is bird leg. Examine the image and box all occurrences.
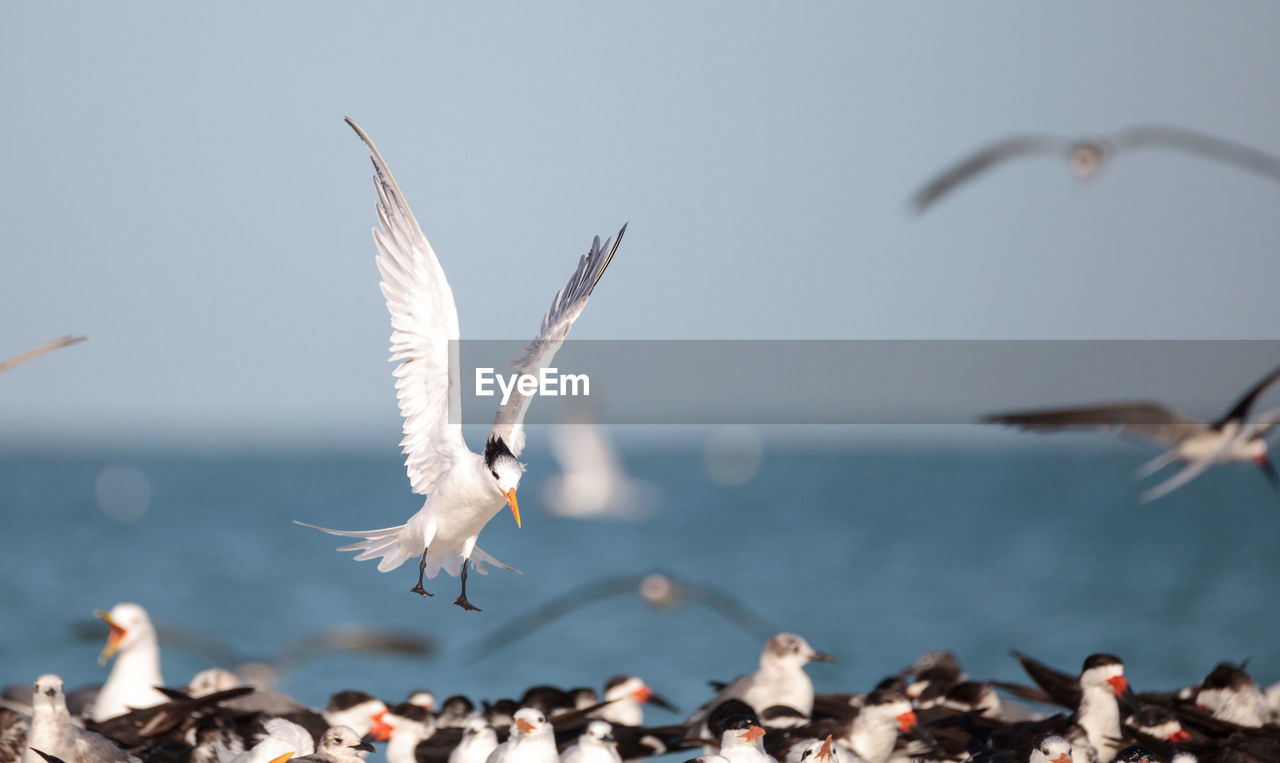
[453,560,481,612]
[410,547,433,597]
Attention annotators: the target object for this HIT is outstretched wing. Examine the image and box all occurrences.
[488,224,626,457]
[909,134,1071,214]
[0,336,86,374]
[1212,361,1280,427]
[1110,125,1280,186]
[347,118,471,495]
[983,402,1207,446]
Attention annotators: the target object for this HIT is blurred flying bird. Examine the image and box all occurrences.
[0,336,85,375]
[910,125,1280,214]
[471,573,776,659]
[983,361,1280,501]
[297,118,626,611]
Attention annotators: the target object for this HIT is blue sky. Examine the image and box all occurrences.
[4,2,1280,447]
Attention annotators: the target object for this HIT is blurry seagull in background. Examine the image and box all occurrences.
[0,336,85,375]
[983,361,1280,502]
[470,572,776,659]
[541,406,656,520]
[909,125,1280,214]
[297,118,626,611]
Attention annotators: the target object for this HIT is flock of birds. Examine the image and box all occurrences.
[8,120,1280,763]
[3,604,1280,763]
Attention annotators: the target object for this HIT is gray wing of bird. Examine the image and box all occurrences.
[679,581,778,643]
[983,402,1207,446]
[0,336,86,374]
[489,225,625,457]
[910,134,1073,214]
[1109,125,1280,185]
[71,724,139,762]
[273,626,436,676]
[1212,362,1280,427]
[470,575,645,659]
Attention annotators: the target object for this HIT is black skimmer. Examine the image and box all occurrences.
[909,125,1280,214]
[983,361,1280,501]
[291,726,375,762]
[473,573,776,659]
[297,117,625,612]
[1194,662,1270,728]
[90,603,166,722]
[321,691,392,744]
[598,677,678,727]
[382,702,435,763]
[0,336,85,375]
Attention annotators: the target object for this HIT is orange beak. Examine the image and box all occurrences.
[1105,675,1129,697]
[896,711,917,733]
[633,685,653,703]
[267,755,294,763]
[740,725,766,742]
[95,610,126,665]
[819,736,833,759]
[503,488,521,528]
[1169,729,1190,742]
[1052,755,1071,763]
[368,710,393,742]
[516,718,536,734]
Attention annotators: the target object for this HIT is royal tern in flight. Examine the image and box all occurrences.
[0,336,85,375]
[90,603,167,722]
[909,124,1280,213]
[983,361,1280,502]
[297,118,625,611]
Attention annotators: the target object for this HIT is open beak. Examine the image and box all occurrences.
[95,610,126,665]
[516,719,536,734]
[809,651,837,664]
[503,488,521,528]
[740,725,766,742]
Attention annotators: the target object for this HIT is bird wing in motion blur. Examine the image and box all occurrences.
[0,336,86,374]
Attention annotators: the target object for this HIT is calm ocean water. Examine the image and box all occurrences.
[2,437,1278,726]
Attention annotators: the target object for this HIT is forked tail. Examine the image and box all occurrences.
[294,520,413,572]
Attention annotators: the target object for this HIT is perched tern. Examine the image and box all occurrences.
[222,718,316,763]
[485,708,558,763]
[22,674,136,763]
[90,603,167,722]
[0,336,85,375]
[910,125,1280,214]
[713,716,775,763]
[1027,734,1074,763]
[298,118,626,611]
[290,726,375,763]
[561,720,623,763]
[382,703,435,763]
[448,718,499,763]
[983,361,1280,502]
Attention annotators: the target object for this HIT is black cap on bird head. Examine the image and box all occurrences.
[485,434,517,469]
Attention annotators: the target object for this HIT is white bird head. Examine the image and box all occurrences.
[762,633,836,670]
[511,707,550,740]
[95,602,155,664]
[318,725,376,757]
[485,435,526,527]
[1029,734,1073,763]
[32,674,66,712]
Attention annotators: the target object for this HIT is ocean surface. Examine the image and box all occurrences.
[2,436,1279,731]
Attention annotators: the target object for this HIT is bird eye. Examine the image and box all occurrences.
[801,751,812,760]
[491,470,498,478]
